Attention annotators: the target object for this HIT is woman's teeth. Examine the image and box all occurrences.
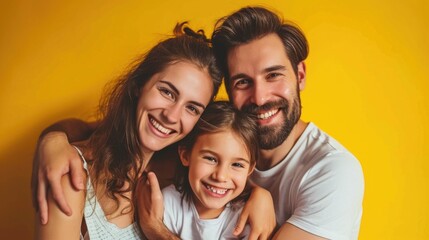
[150,117,172,134]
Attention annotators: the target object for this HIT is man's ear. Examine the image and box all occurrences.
[178,146,190,167]
[297,61,306,91]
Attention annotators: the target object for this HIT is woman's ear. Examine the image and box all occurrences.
[178,146,190,167]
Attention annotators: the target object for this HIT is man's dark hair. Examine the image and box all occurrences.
[212,6,309,94]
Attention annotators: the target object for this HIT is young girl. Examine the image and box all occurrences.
[162,101,260,239]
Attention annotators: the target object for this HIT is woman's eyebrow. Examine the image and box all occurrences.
[160,80,179,94]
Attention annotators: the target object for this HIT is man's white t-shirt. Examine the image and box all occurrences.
[162,184,250,240]
[250,122,364,240]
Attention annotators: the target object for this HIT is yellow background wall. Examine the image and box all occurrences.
[1,0,427,239]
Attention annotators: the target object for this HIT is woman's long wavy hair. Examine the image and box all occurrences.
[86,22,222,214]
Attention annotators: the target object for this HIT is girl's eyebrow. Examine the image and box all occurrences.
[200,149,250,163]
[160,80,206,109]
[236,158,250,164]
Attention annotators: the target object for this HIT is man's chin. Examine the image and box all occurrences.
[258,130,287,150]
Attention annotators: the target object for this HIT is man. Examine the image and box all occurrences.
[33,6,363,240]
[210,7,364,239]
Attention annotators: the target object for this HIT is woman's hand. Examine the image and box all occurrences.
[31,132,86,224]
[234,186,276,240]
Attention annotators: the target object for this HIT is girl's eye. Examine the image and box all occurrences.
[203,156,217,163]
[232,162,245,168]
[159,87,175,101]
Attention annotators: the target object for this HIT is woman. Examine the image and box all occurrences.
[35,22,222,239]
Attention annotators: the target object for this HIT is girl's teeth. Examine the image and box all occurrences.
[206,185,227,194]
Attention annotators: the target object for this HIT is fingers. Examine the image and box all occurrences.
[233,209,249,236]
[147,172,161,198]
[31,151,40,211]
[37,173,48,225]
[247,228,268,240]
[247,231,259,240]
[147,172,164,220]
[70,158,86,190]
[47,171,72,216]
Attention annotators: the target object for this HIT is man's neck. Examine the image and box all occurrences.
[257,120,308,170]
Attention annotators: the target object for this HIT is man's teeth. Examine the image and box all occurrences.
[206,185,227,195]
[150,118,172,134]
[257,109,278,120]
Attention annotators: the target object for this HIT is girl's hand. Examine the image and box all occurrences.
[234,186,276,240]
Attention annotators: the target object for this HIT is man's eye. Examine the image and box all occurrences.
[234,79,251,89]
[267,72,283,79]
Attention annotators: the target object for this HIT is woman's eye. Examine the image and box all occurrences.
[186,105,201,115]
[159,87,175,100]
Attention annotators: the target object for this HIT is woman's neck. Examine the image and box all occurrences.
[138,148,154,177]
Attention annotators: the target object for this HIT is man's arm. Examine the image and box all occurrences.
[274,154,364,239]
[35,173,87,239]
[40,118,98,142]
[136,172,180,240]
[31,118,98,224]
[272,223,326,240]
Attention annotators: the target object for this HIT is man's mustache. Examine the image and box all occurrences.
[241,99,289,115]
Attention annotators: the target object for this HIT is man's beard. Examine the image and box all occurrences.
[242,94,302,150]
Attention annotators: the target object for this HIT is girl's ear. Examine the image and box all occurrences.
[248,163,256,176]
[178,146,190,167]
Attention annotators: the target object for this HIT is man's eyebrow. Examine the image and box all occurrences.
[263,65,286,73]
[230,73,249,82]
[229,65,287,82]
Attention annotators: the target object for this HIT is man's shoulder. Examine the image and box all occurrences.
[299,123,358,163]
[292,123,363,183]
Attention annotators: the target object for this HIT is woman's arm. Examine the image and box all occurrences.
[234,185,276,240]
[31,118,98,224]
[35,172,87,240]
